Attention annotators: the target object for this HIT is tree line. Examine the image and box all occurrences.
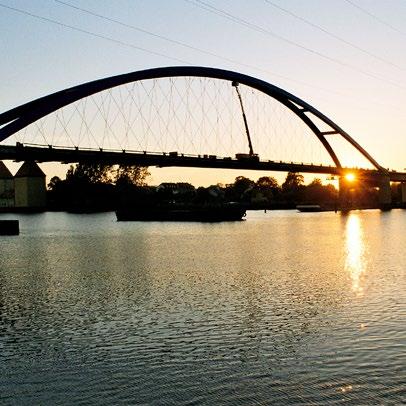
[48,163,150,212]
[48,163,402,212]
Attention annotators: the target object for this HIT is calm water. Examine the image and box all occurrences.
[0,210,405,405]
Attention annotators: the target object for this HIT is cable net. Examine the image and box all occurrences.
[4,77,346,166]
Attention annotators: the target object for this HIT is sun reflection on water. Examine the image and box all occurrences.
[345,214,366,296]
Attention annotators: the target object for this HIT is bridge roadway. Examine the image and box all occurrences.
[1,143,405,183]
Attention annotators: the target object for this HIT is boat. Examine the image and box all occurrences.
[116,204,246,222]
[296,204,325,212]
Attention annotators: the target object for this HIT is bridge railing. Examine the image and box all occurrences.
[19,142,340,168]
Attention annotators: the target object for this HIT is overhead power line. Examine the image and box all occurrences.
[264,0,405,71]
[50,0,365,98]
[0,1,404,114]
[0,2,190,65]
[0,0,350,98]
[52,0,295,82]
[55,0,249,67]
[184,0,406,90]
[343,0,406,36]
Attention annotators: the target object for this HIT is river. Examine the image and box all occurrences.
[0,210,405,405]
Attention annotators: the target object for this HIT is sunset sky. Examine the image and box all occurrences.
[1,0,406,186]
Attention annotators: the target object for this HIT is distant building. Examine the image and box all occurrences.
[0,161,15,208]
[14,161,46,209]
[157,182,195,194]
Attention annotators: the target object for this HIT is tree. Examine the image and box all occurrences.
[224,176,255,202]
[233,176,255,197]
[115,165,150,186]
[195,185,225,205]
[280,172,305,205]
[303,178,335,204]
[47,176,62,191]
[282,172,304,191]
[255,176,280,205]
[47,176,68,209]
[64,163,150,187]
[256,176,280,193]
[65,163,114,184]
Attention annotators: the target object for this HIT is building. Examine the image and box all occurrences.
[0,161,15,208]
[14,161,46,209]
[157,182,195,194]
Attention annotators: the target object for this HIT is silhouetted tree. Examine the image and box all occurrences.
[47,176,62,191]
[195,185,225,205]
[47,176,68,209]
[256,176,279,190]
[226,176,255,201]
[281,172,304,205]
[66,163,114,184]
[302,178,336,204]
[115,165,150,186]
[282,172,304,191]
[255,176,280,204]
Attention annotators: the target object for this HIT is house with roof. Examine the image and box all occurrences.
[14,161,46,209]
[0,161,15,208]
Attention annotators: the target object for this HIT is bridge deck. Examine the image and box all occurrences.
[0,144,405,182]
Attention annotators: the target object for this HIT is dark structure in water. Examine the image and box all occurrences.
[116,204,246,222]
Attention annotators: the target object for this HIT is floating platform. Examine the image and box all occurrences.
[0,220,19,235]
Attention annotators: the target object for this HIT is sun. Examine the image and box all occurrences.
[345,173,356,182]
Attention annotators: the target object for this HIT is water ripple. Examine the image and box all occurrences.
[0,210,405,405]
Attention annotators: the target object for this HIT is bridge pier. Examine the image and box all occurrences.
[378,175,392,210]
[339,174,392,211]
[338,176,351,210]
[401,183,406,208]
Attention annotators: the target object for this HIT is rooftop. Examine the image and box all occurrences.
[15,161,45,178]
[0,161,13,179]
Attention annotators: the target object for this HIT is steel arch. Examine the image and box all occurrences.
[0,66,384,171]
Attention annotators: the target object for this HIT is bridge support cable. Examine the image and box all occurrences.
[0,66,386,174]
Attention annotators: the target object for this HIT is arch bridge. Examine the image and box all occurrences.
[0,66,405,207]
